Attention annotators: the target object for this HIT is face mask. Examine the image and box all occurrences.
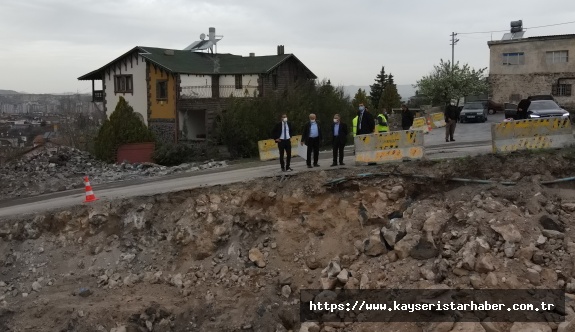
[359,106,365,111]
[282,118,287,122]
[333,119,338,123]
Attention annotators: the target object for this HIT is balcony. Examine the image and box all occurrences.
[92,90,104,102]
[180,85,259,99]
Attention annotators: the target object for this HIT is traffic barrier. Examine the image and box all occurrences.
[354,130,425,165]
[491,118,573,153]
[410,117,429,133]
[428,112,446,129]
[258,135,302,161]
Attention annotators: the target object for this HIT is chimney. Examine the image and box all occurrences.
[249,53,255,57]
[164,49,174,56]
[277,45,284,55]
[209,27,216,42]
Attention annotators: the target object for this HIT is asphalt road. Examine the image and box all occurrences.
[0,116,505,218]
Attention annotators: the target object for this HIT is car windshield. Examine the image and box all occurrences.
[528,100,560,110]
[464,103,483,109]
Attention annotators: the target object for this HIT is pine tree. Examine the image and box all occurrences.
[352,88,372,110]
[378,73,402,112]
[369,66,387,110]
[94,96,155,162]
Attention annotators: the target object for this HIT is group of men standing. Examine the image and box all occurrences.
[272,103,415,172]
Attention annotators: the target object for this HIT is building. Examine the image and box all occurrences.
[487,33,575,110]
[78,29,316,143]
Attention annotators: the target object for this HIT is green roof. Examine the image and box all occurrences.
[78,46,317,80]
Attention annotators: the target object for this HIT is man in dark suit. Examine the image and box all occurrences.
[516,97,531,120]
[301,113,322,168]
[356,103,375,135]
[331,114,348,166]
[272,113,293,172]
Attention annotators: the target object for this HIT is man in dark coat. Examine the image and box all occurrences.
[331,114,348,166]
[516,97,531,120]
[301,113,322,168]
[401,104,414,130]
[444,105,458,142]
[272,113,293,172]
[356,103,375,135]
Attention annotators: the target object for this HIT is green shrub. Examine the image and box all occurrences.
[152,143,194,166]
[93,97,155,162]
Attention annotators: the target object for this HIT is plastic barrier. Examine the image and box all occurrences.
[354,130,425,165]
[410,117,429,133]
[491,118,573,153]
[258,135,302,161]
[428,112,446,129]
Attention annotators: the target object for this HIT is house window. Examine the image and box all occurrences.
[235,75,242,89]
[546,50,568,64]
[156,80,168,100]
[114,75,133,93]
[552,84,572,96]
[502,52,525,65]
[272,74,278,90]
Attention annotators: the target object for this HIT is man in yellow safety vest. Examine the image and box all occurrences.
[352,116,358,137]
[375,110,389,133]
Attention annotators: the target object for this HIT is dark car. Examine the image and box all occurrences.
[527,100,570,120]
[459,102,488,123]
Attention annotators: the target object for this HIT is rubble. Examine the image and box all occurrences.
[0,148,575,331]
[0,145,228,200]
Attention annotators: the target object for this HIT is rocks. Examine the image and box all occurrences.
[278,272,292,286]
[394,234,420,259]
[490,224,522,244]
[539,215,565,232]
[509,322,551,332]
[248,248,266,268]
[281,285,291,298]
[525,268,541,286]
[78,288,92,297]
[363,229,387,256]
[0,146,228,201]
[475,254,495,274]
[410,238,439,260]
[31,281,41,292]
[337,270,349,284]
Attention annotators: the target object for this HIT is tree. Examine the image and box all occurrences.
[414,59,488,106]
[369,66,387,109]
[93,97,155,162]
[351,88,372,110]
[378,74,402,111]
[215,79,352,158]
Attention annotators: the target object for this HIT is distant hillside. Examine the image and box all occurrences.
[342,85,416,102]
[0,90,20,95]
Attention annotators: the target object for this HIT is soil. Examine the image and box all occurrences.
[1,148,575,332]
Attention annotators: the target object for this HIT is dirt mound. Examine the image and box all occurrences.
[1,149,575,331]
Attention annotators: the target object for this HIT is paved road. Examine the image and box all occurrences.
[0,114,505,217]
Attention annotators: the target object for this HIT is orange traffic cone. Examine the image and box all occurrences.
[83,176,98,203]
[427,118,433,132]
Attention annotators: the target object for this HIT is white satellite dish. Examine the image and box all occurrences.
[200,33,206,40]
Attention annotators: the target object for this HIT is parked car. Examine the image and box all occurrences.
[459,102,488,123]
[504,100,570,120]
[527,100,571,120]
[473,99,504,114]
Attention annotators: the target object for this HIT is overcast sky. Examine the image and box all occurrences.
[1,0,575,94]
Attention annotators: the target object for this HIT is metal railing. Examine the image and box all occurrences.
[180,85,259,99]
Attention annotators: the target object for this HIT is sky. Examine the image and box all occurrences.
[1,0,575,94]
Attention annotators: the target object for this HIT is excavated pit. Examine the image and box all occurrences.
[1,149,575,332]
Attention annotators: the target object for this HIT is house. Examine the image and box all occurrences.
[487,33,575,110]
[78,30,317,143]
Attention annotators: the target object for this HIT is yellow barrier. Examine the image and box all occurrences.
[429,113,446,129]
[410,117,429,133]
[491,118,573,153]
[258,135,302,161]
[354,130,425,165]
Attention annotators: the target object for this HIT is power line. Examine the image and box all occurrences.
[457,20,575,35]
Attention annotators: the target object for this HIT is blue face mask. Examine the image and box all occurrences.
[359,106,365,111]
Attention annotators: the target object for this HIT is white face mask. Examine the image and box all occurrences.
[333,119,338,123]
[282,117,288,122]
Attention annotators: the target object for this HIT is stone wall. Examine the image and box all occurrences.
[489,73,575,111]
[149,118,176,144]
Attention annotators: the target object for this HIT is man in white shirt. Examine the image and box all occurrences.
[272,113,293,172]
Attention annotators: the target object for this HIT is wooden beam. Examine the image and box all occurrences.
[130,56,133,68]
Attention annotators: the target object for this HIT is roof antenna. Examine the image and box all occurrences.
[183,27,223,53]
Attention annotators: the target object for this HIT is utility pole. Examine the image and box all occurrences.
[450,32,459,71]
